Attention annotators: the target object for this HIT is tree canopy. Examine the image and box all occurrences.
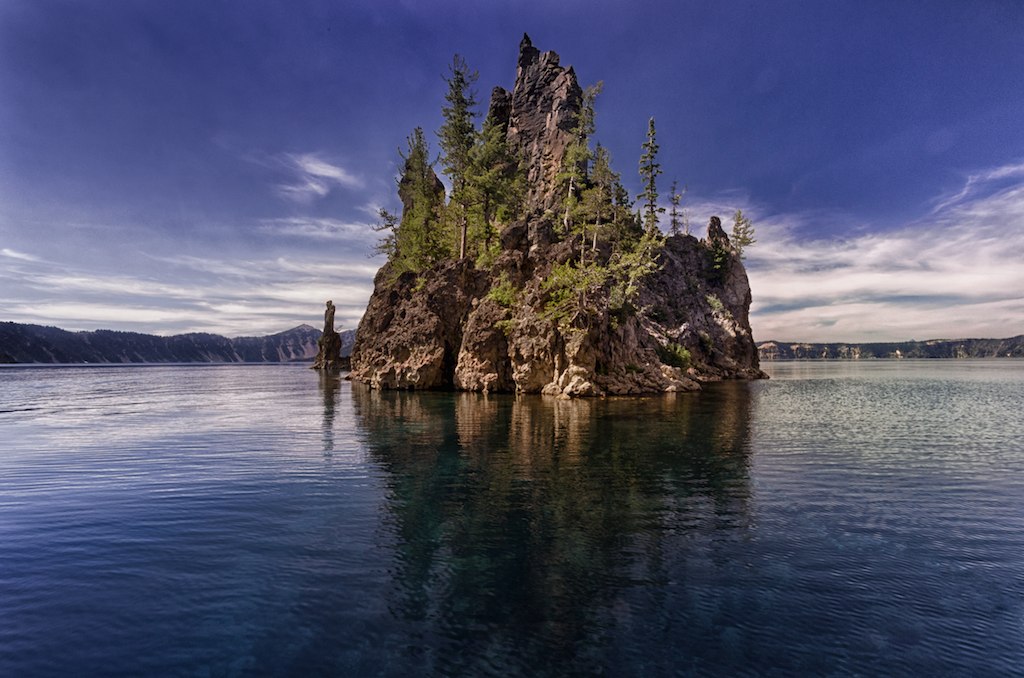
[730,209,756,259]
[438,55,479,259]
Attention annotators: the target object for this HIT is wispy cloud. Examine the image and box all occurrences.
[745,176,1024,342]
[1,248,41,262]
[930,159,1024,214]
[151,254,381,279]
[2,248,377,337]
[276,153,364,203]
[357,201,386,219]
[6,160,1023,342]
[259,217,378,241]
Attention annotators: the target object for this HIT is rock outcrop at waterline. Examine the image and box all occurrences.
[312,300,344,370]
[350,36,765,395]
[351,219,763,395]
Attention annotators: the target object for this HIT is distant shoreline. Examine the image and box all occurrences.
[758,356,1022,361]
[758,336,1023,361]
[0,322,354,364]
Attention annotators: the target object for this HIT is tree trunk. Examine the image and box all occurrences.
[459,208,467,259]
[483,194,492,250]
[562,176,575,234]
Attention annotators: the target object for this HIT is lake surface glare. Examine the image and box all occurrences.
[1,361,1023,676]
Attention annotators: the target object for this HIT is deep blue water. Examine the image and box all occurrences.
[1,361,1023,676]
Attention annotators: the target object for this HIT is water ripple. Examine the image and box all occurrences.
[2,362,1023,675]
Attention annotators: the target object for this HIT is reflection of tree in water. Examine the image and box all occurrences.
[351,384,753,675]
[318,372,340,454]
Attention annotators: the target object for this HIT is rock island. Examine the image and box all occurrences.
[351,36,765,396]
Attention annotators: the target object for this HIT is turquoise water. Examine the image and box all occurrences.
[1,361,1022,676]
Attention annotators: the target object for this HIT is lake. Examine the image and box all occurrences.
[1,361,1022,676]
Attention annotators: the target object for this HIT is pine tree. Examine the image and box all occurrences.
[730,209,756,259]
[578,143,616,260]
[668,179,683,235]
[559,82,602,239]
[372,207,399,259]
[467,105,521,262]
[396,127,445,272]
[638,117,664,234]
[438,55,479,259]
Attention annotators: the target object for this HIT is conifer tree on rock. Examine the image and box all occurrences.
[438,55,479,260]
[669,179,684,235]
[639,117,664,234]
[558,82,601,243]
[467,91,522,262]
[730,209,756,259]
[395,128,446,273]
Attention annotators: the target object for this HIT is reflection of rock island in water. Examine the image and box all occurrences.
[318,369,340,454]
[350,383,753,672]
[350,36,765,396]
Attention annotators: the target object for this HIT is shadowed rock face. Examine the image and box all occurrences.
[350,37,765,395]
[350,260,490,389]
[642,229,762,381]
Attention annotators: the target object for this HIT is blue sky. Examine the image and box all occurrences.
[1,0,1022,341]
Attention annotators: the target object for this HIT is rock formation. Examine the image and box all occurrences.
[350,36,766,395]
[504,34,582,217]
[312,300,344,369]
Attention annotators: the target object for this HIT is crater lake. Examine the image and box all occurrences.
[2,361,1022,676]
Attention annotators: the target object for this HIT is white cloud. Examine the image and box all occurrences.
[5,303,205,327]
[752,298,1024,344]
[357,201,385,219]
[149,253,381,280]
[745,178,1024,342]
[22,273,200,299]
[259,217,378,241]
[930,159,1024,214]
[276,153,364,203]
[1,248,40,262]
[1,249,378,337]
[6,159,1023,343]
[292,154,363,188]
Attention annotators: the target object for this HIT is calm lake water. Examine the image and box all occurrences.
[2,361,1023,676]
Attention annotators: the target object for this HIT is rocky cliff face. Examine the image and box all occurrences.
[350,260,489,389]
[350,37,765,395]
[503,34,582,218]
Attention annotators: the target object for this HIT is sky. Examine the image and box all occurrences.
[1,0,1022,342]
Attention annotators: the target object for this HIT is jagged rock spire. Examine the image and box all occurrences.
[706,215,731,245]
[518,33,536,67]
[485,86,512,130]
[505,36,582,216]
